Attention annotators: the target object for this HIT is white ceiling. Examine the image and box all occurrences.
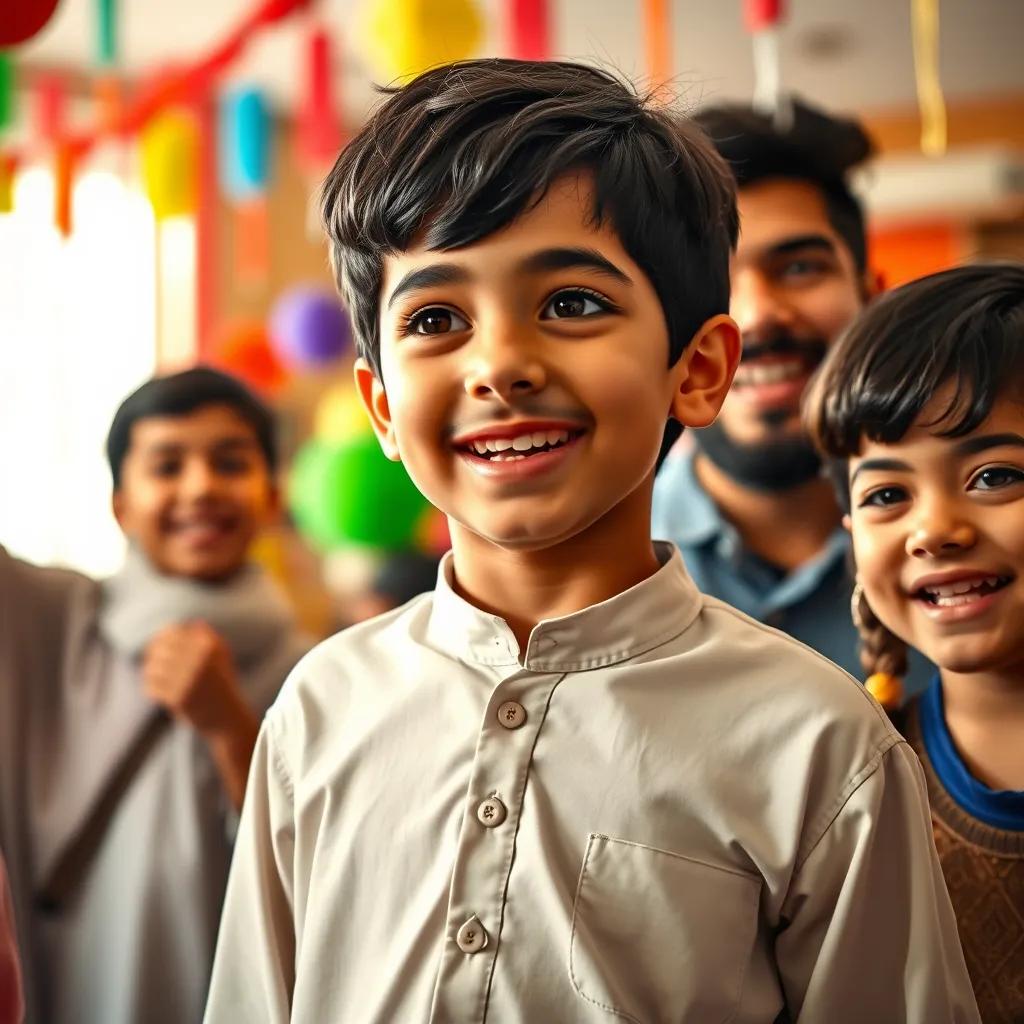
[16,0,1024,125]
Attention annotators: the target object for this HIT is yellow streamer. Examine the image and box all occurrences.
[911,0,947,156]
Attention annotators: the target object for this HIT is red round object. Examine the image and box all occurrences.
[214,320,289,394]
[744,0,784,33]
[0,0,61,46]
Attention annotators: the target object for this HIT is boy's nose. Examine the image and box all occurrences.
[463,336,547,402]
[179,459,218,498]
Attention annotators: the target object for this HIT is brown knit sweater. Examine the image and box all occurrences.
[901,701,1024,1023]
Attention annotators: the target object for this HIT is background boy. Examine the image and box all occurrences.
[206,60,976,1022]
[0,367,308,1024]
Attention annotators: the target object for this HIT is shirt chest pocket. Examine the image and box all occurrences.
[569,833,761,1024]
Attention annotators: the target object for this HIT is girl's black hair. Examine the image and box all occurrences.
[806,261,1024,679]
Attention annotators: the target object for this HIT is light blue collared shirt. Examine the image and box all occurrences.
[653,450,932,695]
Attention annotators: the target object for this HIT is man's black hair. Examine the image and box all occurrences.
[695,98,873,272]
[320,59,739,466]
[106,365,278,489]
[806,262,1024,510]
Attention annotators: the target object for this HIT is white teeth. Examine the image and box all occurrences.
[473,440,489,455]
[493,437,513,451]
[735,360,804,386]
[531,431,547,448]
[512,434,534,452]
[492,453,527,461]
[547,429,569,445]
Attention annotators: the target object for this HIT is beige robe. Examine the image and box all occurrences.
[206,544,979,1023]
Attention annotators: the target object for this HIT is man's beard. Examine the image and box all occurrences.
[692,330,827,493]
[693,420,823,492]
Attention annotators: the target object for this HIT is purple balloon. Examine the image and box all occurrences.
[270,288,351,367]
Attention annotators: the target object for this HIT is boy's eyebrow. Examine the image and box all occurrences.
[767,234,837,258]
[386,264,470,309]
[141,436,258,457]
[953,432,1024,456]
[386,247,632,311]
[517,247,632,284]
[850,457,911,486]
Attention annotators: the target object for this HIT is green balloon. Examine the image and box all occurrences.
[290,435,429,551]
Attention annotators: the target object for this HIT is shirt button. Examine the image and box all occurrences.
[456,916,488,954]
[477,796,507,828]
[497,700,527,730]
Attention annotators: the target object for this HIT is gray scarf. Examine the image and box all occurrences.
[99,544,297,672]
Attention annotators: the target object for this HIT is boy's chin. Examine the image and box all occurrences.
[147,546,249,583]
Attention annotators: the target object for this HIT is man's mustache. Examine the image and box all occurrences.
[740,333,828,365]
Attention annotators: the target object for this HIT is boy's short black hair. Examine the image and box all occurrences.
[106,365,278,489]
[695,97,872,272]
[320,58,738,382]
[806,262,1024,511]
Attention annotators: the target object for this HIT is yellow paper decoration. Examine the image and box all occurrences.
[364,0,483,81]
[141,109,199,220]
[911,0,947,157]
[0,157,14,214]
[314,382,373,442]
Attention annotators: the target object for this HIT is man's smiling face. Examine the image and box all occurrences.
[357,173,731,553]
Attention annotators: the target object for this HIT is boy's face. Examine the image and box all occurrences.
[709,178,869,451]
[357,174,738,554]
[848,391,1024,677]
[113,404,279,581]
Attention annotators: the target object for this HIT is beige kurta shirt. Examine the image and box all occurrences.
[206,543,978,1023]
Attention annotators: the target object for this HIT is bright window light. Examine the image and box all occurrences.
[0,166,158,577]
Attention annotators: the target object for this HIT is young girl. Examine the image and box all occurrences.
[807,262,1024,1023]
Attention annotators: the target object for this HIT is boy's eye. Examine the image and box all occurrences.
[404,307,469,336]
[969,465,1024,492]
[858,485,909,509]
[777,257,830,282]
[213,456,252,475]
[151,461,181,478]
[540,289,610,320]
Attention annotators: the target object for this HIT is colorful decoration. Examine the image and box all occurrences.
[269,287,351,367]
[220,87,271,198]
[34,75,67,143]
[141,109,199,220]
[296,25,343,170]
[97,0,117,66]
[0,153,18,213]
[365,0,483,80]
[290,434,430,551]
[509,0,549,61]
[0,53,13,132]
[0,0,60,46]
[214,319,288,393]
[911,0,947,156]
[54,143,74,236]
[313,383,372,442]
[745,0,787,125]
[643,0,671,96]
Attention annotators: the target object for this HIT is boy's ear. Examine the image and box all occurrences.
[669,314,742,429]
[354,358,400,461]
[842,513,852,532]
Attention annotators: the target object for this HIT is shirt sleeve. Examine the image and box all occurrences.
[204,717,296,1024]
[775,739,980,1023]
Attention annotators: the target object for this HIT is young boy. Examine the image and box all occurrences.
[806,263,1024,1022]
[205,60,977,1022]
[0,367,309,1024]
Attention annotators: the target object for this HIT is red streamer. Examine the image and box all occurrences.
[509,0,550,61]
[297,26,343,169]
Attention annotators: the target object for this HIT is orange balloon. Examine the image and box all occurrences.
[214,320,289,395]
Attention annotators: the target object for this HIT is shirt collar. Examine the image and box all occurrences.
[425,542,702,672]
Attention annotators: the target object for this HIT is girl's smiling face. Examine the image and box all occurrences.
[847,390,1024,677]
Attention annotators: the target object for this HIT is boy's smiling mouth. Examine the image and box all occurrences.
[451,420,588,477]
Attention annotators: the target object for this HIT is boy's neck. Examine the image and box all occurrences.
[448,482,662,654]
[694,453,841,572]
[941,665,1024,791]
